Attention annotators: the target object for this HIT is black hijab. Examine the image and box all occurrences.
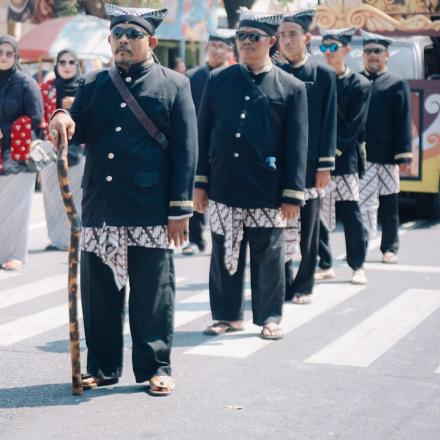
[0,35,19,90]
[54,49,81,108]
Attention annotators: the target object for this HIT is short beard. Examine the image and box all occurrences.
[115,59,133,69]
[366,62,381,73]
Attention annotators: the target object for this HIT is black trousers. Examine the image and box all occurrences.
[285,197,320,300]
[318,201,366,271]
[209,228,285,326]
[80,247,175,383]
[377,193,400,254]
[188,212,206,251]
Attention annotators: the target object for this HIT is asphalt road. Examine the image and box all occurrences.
[1,193,439,440]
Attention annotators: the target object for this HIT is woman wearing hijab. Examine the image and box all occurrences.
[0,34,44,270]
[40,49,84,251]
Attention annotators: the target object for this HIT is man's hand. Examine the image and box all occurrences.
[48,112,75,155]
[61,96,75,110]
[315,170,331,189]
[399,163,411,175]
[168,217,189,248]
[194,188,209,213]
[281,203,300,221]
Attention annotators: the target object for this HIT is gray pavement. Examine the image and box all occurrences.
[1,193,440,440]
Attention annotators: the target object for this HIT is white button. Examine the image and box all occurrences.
[125,77,132,83]
[235,133,241,138]
[120,102,127,108]
[233,152,239,158]
[240,113,246,119]
[108,153,115,159]
[106,176,113,182]
[244,96,250,101]
[115,126,122,132]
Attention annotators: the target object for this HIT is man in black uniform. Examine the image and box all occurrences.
[359,30,412,264]
[194,9,308,339]
[316,27,371,285]
[278,10,337,304]
[182,29,236,256]
[49,3,197,395]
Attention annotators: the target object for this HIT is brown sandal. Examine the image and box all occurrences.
[292,294,312,305]
[260,323,284,340]
[81,374,119,390]
[149,375,175,396]
[203,321,244,336]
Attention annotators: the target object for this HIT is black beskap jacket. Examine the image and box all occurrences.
[195,63,308,208]
[361,70,412,165]
[69,62,198,227]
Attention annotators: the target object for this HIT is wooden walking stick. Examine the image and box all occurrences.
[57,146,83,396]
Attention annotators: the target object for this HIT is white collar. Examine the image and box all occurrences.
[245,60,273,75]
[337,66,350,79]
[291,53,309,69]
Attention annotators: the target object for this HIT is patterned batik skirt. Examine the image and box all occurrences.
[359,162,400,238]
[0,172,36,264]
[40,157,84,250]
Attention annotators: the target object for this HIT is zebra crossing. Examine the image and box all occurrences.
[1,266,440,375]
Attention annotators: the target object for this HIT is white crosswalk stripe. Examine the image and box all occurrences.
[186,284,365,359]
[335,220,421,260]
[0,304,83,346]
[2,269,440,375]
[0,271,20,282]
[0,276,186,346]
[0,275,68,310]
[363,263,440,274]
[305,289,440,367]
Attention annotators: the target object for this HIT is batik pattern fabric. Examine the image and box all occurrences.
[283,187,324,262]
[208,200,290,275]
[359,161,400,239]
[81,225,170,290]
[320,174,360,231]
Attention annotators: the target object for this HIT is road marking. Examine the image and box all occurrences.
[305,289,440,367]
[0,304,83,346]
[0,276,186,346]
[0,271,20,282]
[336,221,422,260]
[186,284,365,359]
[174,290,211,328]
[0,275,68,310]
[364,263,440,274]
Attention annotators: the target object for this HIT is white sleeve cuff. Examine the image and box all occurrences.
[168,214,193,220]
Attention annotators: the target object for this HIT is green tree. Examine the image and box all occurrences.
[56,0,80,16]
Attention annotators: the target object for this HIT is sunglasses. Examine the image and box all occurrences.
[319,43,342,53]
[0,49,15,58]
[58,60,76,66]
[111,26,147,40]
[236,31,270,43]
[363,47,386,55]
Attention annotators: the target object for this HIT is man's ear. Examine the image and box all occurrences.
[304,32,312,44]
[149,36,159,50]
[268,35,277,48]
[108,34,111,45]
